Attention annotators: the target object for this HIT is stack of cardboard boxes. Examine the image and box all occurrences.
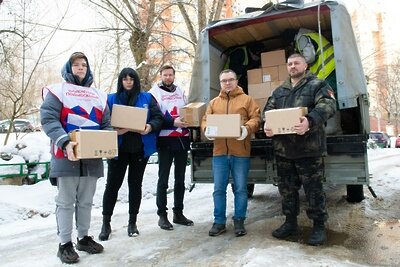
[247,49,287,110]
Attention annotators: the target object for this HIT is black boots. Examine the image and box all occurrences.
[208,223,226,236]
[308,220,326,246]
[158,213,174,230]
[272,217,327,245]
[128,214,139,237]
[159,212,193,230]
[272,216,298,239]
[233,219,247,237]
[173,212,194,226]
[99,214,140,239]
[128,223,139,237]
[98,215,111,241]
[76,236,104,254]
[57,241,79,264]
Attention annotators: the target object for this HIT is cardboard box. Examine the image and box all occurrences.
[111,104,147,131]
[70,130,118,159]
[180,102,206,127]
[205,114,241,138]
[278,64,288,81]
[271,80,284,90]
[248,82,275,99]
[264,107,308,135]
[262,66,279,82]
[255,98,268,110]
[247,68,263,84]
[261,50,286,67]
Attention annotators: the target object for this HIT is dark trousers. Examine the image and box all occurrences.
[275,155,328,221]
[156,149,188,216]
[102,151,149,219]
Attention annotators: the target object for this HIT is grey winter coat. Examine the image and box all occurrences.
[263,72,337,159]
[40,91,112,178]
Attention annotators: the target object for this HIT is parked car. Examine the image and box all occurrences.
[369,131,390,148]
[0,119,35,133]
[395,135,400,148]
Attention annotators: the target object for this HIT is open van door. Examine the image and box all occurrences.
[188,1,370,202]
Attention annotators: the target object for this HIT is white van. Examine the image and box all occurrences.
[188,1,371,202]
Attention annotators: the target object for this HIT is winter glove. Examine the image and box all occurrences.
[204,127,215,141]
[236,126,248,141]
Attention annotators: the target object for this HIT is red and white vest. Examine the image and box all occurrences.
[149,84,189,137]
[42,82,108,157]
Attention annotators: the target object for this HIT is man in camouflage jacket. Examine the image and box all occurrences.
[263,53,336,246]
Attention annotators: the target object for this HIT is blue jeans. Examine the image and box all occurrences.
[212,155,250,224]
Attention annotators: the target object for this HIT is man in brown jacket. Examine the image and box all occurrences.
[202,69,260,237]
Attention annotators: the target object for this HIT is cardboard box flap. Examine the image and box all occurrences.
[184,102,206,108]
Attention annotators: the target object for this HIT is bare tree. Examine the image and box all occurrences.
[86,0,227,89]
[367,55,400,135]
[176,0,225,50]
[0,0,65,145]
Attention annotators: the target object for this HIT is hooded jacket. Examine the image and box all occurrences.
[264,72,337,159]
[40,55,112,178]
[202,86,260,157]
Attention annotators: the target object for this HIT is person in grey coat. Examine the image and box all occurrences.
[40,52,110,264]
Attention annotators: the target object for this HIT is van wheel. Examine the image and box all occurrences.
[346,185,365,203]
[247,184,255,198]
[230,184,255,198]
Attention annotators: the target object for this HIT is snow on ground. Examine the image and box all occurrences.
[0,133,399,266]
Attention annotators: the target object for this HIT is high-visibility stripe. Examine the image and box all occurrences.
[299,32,335,80]
[314,52,335,77]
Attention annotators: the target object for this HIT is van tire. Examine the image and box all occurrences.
[230,184,255,198]
[346,185,365,203]
[247,184,255,198]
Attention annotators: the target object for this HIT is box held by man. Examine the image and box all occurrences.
[69,129,118,159]
[111,104,147,131]
[180,102,206,127]
[205,114,241,138]
[264,107,308,135]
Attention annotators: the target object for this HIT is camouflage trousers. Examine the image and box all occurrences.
[275,155,328,222]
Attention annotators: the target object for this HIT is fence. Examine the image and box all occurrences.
[0,161,50,184]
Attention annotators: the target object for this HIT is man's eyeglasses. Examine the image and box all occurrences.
[220,78,236,83]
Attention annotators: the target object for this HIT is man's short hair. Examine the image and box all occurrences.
[159,65,175,75]
[288,53,306,62]
[219,69,237,79]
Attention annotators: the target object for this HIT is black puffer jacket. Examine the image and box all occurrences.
[264,72,337,159]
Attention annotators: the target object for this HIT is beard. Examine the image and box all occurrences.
[162,81,173,87]
[289,69,306,79]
